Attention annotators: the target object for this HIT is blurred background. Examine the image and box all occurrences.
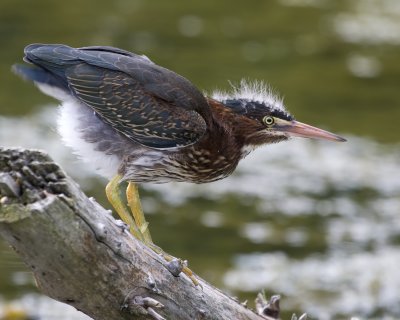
[0,0,399,319]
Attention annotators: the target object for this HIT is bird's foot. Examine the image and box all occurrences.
[147,243,200,287]
[106,175,200,287]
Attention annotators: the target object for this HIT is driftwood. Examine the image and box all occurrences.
[0,147,289,320]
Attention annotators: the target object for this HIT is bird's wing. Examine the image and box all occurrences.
[66,63,207,149]
[23,44,209,149]
[75,46,209,117]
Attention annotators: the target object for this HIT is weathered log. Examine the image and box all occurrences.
[0,147,279,320]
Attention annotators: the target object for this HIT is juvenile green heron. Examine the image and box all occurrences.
[14,44,345,283]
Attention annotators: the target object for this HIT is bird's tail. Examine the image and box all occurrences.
[12,64,63,86]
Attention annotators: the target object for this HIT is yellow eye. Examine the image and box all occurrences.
[263,116,275,126]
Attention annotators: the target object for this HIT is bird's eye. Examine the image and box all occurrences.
[263,116,275,126]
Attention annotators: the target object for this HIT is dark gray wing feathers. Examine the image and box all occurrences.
[66,65,207,148]
[22,44,209,149]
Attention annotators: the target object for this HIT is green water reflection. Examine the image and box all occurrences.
[1,0,400,318]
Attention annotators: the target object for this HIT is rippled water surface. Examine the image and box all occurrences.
[0,0,399,319]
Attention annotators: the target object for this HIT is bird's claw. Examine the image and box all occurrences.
[162,255,201,287]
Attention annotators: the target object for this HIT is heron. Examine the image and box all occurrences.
[14,44,346,284]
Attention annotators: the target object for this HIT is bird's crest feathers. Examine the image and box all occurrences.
[212,79,286,112]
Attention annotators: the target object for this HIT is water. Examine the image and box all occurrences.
[1,0,399,319]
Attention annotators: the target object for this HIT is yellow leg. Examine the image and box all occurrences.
[105,175,144,241]
[126,182,153,244]
[106,175,200,286]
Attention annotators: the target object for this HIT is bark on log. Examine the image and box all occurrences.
[0,147,277,320]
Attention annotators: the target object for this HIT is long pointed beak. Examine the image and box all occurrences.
[274,119,346,142]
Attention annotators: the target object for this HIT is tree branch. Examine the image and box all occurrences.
[0,147,279,320]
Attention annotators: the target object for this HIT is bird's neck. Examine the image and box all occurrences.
[204,98,257,158]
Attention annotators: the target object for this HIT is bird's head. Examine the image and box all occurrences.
[212,80,345,155]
